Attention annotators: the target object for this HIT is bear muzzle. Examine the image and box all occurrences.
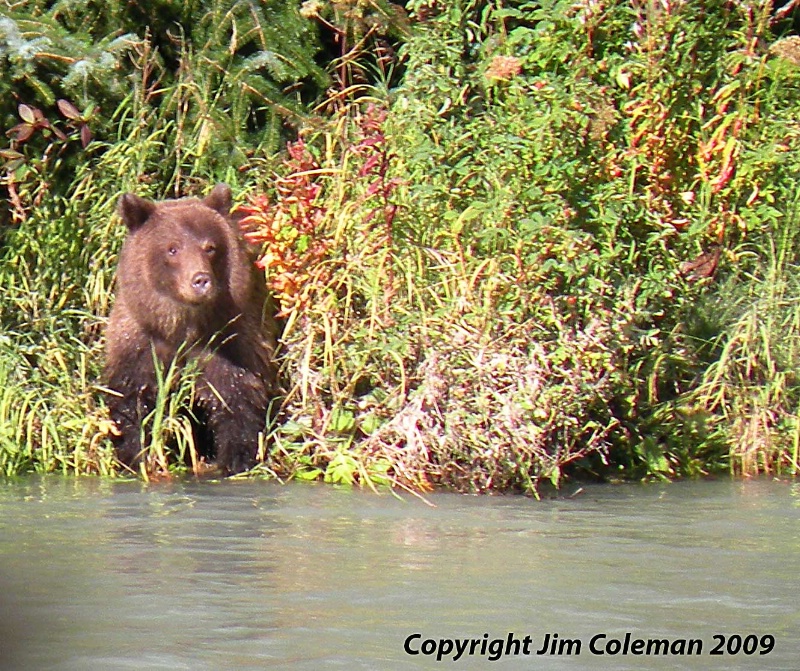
[190,271,216,300]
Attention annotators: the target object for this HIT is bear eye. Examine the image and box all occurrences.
[168,245,178,256]
[203,243,216,256]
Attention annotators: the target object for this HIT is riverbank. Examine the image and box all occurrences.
[1,2,799,492]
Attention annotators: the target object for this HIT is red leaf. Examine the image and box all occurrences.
[357,136,383,149]
[57,99,82,120]
[80,124,92,148]
[12,124,34,142]
[18,104,36,124]
[358,154,381,177]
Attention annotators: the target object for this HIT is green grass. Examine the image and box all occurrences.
[686,221,800,476]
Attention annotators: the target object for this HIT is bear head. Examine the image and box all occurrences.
[114,184,255,344]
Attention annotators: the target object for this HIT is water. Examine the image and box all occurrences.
[0,477,797,670]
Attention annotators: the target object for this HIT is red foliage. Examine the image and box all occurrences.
[235,104,401,316]
[236,139,331,316]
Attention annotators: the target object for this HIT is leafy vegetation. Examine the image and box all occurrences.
[1,0,799,493]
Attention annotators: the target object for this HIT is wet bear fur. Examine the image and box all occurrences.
[104,184,278,474]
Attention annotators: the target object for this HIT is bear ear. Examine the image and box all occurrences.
[118,193,156,231]
[204,183,232,217]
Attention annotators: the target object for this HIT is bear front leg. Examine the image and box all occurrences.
[107,384,155,468]
[208,404,265,474]
[199,355,272,474]
[105,350,157,470]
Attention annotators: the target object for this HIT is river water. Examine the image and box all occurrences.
[0,476,797,671]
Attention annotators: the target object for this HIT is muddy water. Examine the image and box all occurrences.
[0,477,797,670]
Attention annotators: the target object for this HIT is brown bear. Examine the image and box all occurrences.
[104,184,278,474]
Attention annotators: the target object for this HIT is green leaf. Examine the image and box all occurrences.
[324,452,359,484]
[329,407,355,433]
[294,467,323,481]
[359,413,381,436]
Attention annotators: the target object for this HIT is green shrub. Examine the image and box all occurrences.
[375,0,800,481]
[259,0,800,490]
[1,0,328,219]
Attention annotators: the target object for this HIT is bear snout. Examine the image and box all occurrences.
[191,271,214,296]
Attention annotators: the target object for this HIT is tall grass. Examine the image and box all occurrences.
[2,1,800,491]
[687,215,800,476]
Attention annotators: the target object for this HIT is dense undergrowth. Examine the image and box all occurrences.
[1,0,799,493]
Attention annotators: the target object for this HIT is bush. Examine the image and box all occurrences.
[248,0,800,492]
[2,0,800,490]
